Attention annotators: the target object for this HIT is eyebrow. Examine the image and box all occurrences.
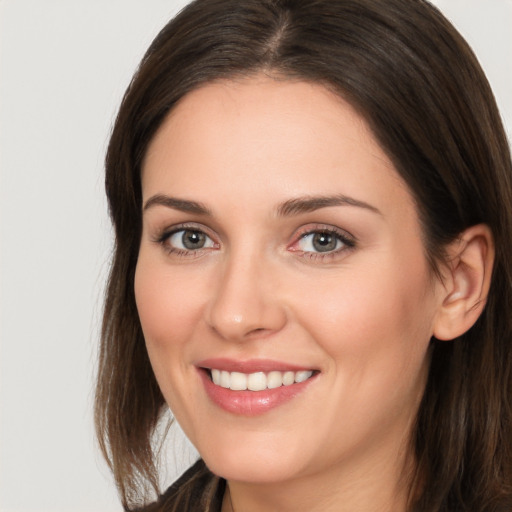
[142,193,381,217]
[276,194,381,217]
[143,194,212,215]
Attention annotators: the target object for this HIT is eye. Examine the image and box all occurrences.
[298,231,345,253]
[289,226,356,259]
[165,228,216,252]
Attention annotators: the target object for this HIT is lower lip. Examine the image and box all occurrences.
[198,369,317,416]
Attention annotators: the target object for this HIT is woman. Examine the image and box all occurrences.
[95,0,512,510]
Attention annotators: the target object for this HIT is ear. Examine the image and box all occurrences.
[433,224,495,341]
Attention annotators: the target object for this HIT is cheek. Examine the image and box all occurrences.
[134,256,212,422]
[291,253,436,372]
[134,257,206,352]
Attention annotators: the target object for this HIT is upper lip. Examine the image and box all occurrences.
[196,358,317,374]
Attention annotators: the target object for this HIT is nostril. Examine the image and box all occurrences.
[205,284,288,341]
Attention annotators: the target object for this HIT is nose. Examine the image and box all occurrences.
[205,250,287,341]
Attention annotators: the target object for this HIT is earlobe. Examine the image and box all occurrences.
[433,224,494,341]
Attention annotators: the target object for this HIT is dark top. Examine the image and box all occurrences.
[134,459,225,512]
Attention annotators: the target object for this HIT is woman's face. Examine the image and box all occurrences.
[135,76,445,486]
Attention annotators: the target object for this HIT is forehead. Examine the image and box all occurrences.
[142,76,414,220]
[145,76,374,170]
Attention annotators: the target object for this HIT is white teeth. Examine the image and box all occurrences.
[209,369,314,391]
[295,370,313,383]
[220,370,231,388]
[229,372,247,390]
[283,371,295,386]
[247,372,267,391]
[267,371,284,389]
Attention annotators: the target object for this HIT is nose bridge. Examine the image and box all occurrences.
[206,242,286,340]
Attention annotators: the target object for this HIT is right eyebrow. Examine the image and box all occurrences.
[143,194,212,216]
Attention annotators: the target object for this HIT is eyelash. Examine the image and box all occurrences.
[154,223,218,258]
[289,225,356,261]
[153,224,356,261]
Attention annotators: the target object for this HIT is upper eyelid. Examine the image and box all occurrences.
[154,222,216,241]
[151,221,356,248]
[292,224,356,243]
[287,225,357,256]
[155,225,218,257]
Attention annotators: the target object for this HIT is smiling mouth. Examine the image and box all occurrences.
[206,369,316,391]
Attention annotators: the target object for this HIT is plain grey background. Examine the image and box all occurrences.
[1,1,511,511]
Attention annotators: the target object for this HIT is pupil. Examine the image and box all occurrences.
[182,230,205,249]
[313,232,336,252]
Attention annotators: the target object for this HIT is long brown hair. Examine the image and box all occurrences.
[95,0,512,509]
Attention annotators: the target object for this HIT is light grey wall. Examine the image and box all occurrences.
[432,0,512,142]
[0,2,192,511]
[0,1,510,511]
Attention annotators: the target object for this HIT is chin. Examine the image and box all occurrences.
[204,453,301,484]
[196,430,310,484]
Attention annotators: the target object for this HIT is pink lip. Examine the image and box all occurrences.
[196,359,318,416]
[197,357,313,373]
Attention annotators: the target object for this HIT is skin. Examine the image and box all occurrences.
[135,76,451,512]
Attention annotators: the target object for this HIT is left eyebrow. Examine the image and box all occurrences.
[276,194,381,217]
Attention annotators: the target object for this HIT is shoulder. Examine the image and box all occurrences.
[133,459,225,512]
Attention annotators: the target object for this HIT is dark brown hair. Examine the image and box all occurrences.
[95,0,512,510]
